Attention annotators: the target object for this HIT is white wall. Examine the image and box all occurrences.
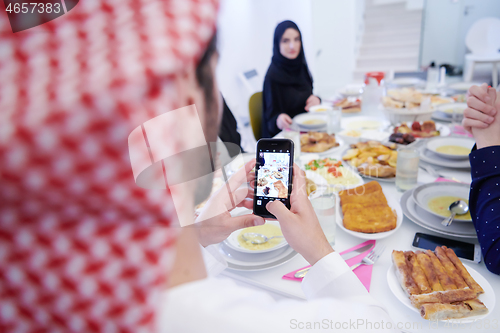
[311,0,364,98]
[420,0,500,68]
[216,0,313,125]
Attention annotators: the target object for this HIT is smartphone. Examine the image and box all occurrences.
[253,139,294,219]
[412,232,481,263]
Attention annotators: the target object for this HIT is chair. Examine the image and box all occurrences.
[463,17,500,87]
[248,92,263,141]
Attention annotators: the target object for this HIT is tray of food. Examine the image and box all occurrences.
[341,141,398,181]
[388,247,494,322]
[389,120,449,145]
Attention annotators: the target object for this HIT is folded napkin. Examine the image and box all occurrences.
[282,240,376,291]
[436,177,467,184]
[450,125,473,138]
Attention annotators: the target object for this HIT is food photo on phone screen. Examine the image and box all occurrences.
[256,151,290,206]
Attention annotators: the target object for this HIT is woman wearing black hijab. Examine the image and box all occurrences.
[261,20,320,138]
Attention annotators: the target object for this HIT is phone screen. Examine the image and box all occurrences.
[413,233,476,261]
[253,139,294,218]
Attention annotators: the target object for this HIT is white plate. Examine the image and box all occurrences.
[223,220,288,254]
[335,187,403,240]
[435,102,467,114]
[401,189,477,238]
[426,137,475,160]
[338,84,364,97]
[387,263,495,323]
[219,242,298,271]
[389,122,451,140]
[448,81,483,92]
[412,182,472,222]
[293,113,327,129]
[419,146,471,169]
[308,104,333,113]
[305,170,328,191]
[341,116,390,131]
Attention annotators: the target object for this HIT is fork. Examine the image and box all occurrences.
[349,244,386,271]
[419,164,462,183]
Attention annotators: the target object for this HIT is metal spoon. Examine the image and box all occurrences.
[241,232,284,245]
[441,200,469,226]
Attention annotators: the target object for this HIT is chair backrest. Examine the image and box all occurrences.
[248,92,263,141]
[465,17,500,54]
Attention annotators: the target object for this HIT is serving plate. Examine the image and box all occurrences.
[426,137,475,160]
[387,263,494,323]
[340,146,396,183]
[400,189,477,238]
[335,188,403,240]
[448,81,482,92]
[412,182,472,222]
[302,156,365,191]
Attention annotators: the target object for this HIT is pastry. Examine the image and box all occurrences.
[272,180,288,199]
[391,247,488,320]
[339,181,397,233]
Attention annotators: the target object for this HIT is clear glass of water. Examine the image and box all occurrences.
[451,106,464,134]
[395,148,420,192]
[310,187,336,246]
[283,129,301,162]
[326,106,342,135]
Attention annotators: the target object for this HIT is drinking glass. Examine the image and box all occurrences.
[451,106,464,133]
[326,106,342,134]
[310,187,336,246]
[396,148,420,192]
[283,129,301,162]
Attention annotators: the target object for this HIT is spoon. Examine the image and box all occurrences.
[241,232,284,245]
[441,200,469,226]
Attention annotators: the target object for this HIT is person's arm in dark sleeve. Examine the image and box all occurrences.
[262,78,281,138]
[469,145,500,274]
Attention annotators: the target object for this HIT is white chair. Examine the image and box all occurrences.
[463,17,500,88]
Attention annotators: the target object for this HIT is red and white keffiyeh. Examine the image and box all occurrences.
[0,0,218,332]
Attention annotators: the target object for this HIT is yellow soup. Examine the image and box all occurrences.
[435,145,470,156]
[427,196,471,220]
[302,119,325,125]
[237,224,283,250]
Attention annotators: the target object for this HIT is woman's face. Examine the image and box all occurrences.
[279,28,301,59]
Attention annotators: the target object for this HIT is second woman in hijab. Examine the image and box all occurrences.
[261,20,321,138]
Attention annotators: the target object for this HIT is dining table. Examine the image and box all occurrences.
[216,109,500,333]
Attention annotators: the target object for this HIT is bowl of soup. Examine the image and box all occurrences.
[426,137,475,160]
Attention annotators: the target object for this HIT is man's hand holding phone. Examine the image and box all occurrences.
[267,163,334,266]
[195,159,265,247]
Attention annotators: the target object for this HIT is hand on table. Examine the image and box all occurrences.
[305,95,321,111]
[463,84,500,149]
[463,83,497,133]
[266,163,333,266]
[277,113,293,130]
[194,159,265,247]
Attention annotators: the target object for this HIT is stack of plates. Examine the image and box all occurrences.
[419,137,474,169]
[218,220,298,271]
[401,182,477,238]
[432,103,467,122]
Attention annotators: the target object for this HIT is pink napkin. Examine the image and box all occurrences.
[450,125,473,138]
[435,177,467,184]
[282,240,376,291]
